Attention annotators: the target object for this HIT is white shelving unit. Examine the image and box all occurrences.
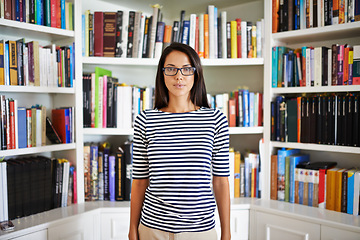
[0,143,77,157]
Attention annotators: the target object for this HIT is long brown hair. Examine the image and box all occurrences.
[154,42,210,109]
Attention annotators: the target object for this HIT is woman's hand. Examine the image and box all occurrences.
[128,227,139,240]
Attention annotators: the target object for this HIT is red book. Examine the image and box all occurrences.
[4,0,12,20]
[73,169,77,203]
[9,100,15,149]
[103,12,117,57]
[195,17,199,54]
[94,12,104,57]
[272,0,279,33]
[228,98,236,127]
[56,0,61,28]
[51,0,57,27]
[236,18,241,58]
[343,46,349,85]
[51,109,67,143]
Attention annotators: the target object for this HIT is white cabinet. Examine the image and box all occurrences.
[9,230,47,240]
[321,226,360,240]
[253,211,320,240]
[100,212,130,240]
[48,214,96,240]
[215,209,249,240]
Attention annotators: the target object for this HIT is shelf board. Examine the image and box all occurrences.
[82,57,264,67]
[0,18,74,40]
[83,128,134,135]
[83,127,263,136]
[271,141,360,154]
[0,143,76,157]
[229,127,264,134]
[272,21,360,44]
[0,85,75,94]
[271,85,360,94]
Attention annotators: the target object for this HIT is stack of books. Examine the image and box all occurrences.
[82,5,264,59]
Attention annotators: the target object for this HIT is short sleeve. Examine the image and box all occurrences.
[132,111,149,179]
[212,109,230,177]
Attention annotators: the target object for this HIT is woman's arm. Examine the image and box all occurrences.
[213,176,231,240]
[128,178,149,240]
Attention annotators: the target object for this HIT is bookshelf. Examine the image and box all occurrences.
[264,0,360,215]
[78,0,266,206]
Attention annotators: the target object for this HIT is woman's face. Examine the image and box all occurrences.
[163,50,195,101]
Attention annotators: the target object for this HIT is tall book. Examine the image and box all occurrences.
[94,12,104,57]
[103,12,117,57]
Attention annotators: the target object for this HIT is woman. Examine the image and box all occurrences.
[128,42,231,240]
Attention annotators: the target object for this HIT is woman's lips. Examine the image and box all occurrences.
[174,84,184,88]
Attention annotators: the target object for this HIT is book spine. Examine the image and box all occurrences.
[94,12,104,57]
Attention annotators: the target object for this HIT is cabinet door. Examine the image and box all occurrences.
[9,230,47,240]
[231,210,249,240]
[321,225,360,240]
[48,214,95,240]
[215,209,249,240]
[101,212,130,240]
[254,212,320,240]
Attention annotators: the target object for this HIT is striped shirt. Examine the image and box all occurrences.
[132,107,230,233]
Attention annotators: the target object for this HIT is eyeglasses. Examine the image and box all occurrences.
[162,67,196,76]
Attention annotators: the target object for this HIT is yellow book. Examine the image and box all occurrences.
[234,151,241,198]
[8,40,18,85]
[204,14,209,59]
[230,21,237,58]
[0,40,4,85]
[252,25,257,58]
[33,41,40,86]
[85,10,90,57]
[326,168,340,211]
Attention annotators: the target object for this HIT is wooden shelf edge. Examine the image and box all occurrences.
[0,18,74,37]
[0,85,75,94]
[271,141,360,154]
[0,143,76,157]
[271,85,360,94]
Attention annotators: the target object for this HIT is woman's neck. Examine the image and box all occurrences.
[161,98,199,113]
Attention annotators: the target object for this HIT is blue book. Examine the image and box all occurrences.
[61,0,66,29]
[298,168,305,204]
[181,20,190,45]
[249,92,254,127]
[288,154,310,203]
[18,107,27,148]
[277,148,300,201]
[155,22,165,43]
[288,51,294,87]
[278,46,287,87]
[15,0,20,21]
[82,15,85,57]
[347,169,357,214]
[294,0,299,30]
[244,157,250,197]
[36,0,43,25]
[69,44,74,87]
[243,89,250,127]
[308,169,314,206]
[63,108,70,143]
[272,47,279,88]
[109,155,115,201]
[5,43,9,85]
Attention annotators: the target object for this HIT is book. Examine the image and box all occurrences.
[271,154,278,200]
[46,116,62,144]
[94,12,104,57]
[286,154,310,203]
[277,148,300,201]
[103,12,117,57]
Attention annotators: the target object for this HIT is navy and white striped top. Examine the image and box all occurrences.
[132,107,230,233]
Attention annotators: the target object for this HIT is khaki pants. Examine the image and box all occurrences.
[138,223,217,240]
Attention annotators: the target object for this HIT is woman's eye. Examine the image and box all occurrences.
[168,67,175,72]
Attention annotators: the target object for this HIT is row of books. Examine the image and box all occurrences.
[0,95,73,150]
[82,68,154,129]
[272,44,360,88]
[271,148,360,215]
[0,156,77,221]
[82,6,264,59]
[84,141,132,202]
[0,40,74,87]
[271,94,360,147]
[208,90,263,128]
[229,148,261,199]
[0,0,74,30]
[272,0,360,33]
